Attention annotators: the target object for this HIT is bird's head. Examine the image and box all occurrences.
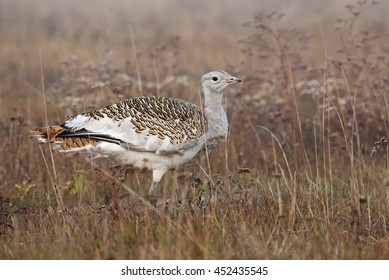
[201,70,241,94]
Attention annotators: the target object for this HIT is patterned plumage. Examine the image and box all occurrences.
[31,70,241,201]
[86,96,207,144]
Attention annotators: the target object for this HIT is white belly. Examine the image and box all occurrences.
[92,142,203,171]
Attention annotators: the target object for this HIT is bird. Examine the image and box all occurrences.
[31,70,241,202]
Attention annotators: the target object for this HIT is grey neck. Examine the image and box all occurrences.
[202,86,224,110]
[202,86,228,143]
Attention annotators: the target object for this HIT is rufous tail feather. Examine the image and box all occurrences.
[30,126,98,151]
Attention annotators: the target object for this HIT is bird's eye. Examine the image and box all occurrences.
[212,77,218,82]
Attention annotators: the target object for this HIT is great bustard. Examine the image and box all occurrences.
[31,70,241,201]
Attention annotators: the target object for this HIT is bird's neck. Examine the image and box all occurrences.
[202,86,224,111]
[202,86,228,143]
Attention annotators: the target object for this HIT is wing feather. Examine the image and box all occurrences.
[62,96,208,153]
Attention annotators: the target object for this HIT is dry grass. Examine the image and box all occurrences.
[1,0,389,259]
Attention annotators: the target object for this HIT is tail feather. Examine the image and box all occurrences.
[30,125,99,151]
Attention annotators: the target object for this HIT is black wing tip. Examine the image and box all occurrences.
[57,128,123,145]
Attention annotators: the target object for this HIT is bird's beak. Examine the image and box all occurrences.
[228,76,242,84]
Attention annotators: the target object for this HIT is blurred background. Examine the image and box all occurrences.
[0,0,387,85]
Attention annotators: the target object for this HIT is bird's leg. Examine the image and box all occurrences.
[148,181,160,205]
[148,169,167,204]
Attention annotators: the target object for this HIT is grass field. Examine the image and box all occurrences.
[1,0,389,259]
